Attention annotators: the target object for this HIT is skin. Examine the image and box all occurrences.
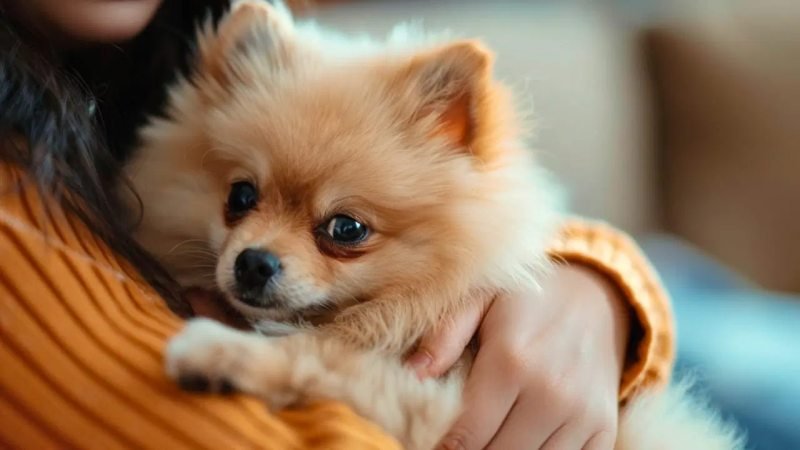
[188,268,630,450]
[408,266,629,450]
[13,1,631,448]
[2,0,162,44]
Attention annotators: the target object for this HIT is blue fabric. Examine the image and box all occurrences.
[639,235,800,450]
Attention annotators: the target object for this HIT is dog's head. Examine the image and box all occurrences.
[130,1,556,322]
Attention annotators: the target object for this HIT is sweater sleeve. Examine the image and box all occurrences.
[0,164,400,450]
[546,217,676,401]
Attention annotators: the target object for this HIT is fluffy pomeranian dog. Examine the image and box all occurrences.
[123,1,743,449]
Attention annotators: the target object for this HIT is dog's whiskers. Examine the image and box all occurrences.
[184,265,217,273]
[167,240,217,257]
[176,252,218,261]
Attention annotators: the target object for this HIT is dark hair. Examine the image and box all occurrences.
[0,0,229,316]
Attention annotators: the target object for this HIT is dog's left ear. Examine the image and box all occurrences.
[200,0,294,88]
[393,40,495,158]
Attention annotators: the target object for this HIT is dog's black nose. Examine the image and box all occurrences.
[234,249,281,293]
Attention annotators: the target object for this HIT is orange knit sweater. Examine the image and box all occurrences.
[0,164,674,449]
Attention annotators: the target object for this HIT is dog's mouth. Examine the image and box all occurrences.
[219,282,329,323]
[234,286,282,309]
[226,288,288,318]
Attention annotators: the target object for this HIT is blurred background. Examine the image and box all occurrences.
[291,0,800,448]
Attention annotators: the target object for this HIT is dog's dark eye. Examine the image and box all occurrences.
[324,215,368,244]
[226,181,258,219]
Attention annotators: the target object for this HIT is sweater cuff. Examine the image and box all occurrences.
[546,217,675,401]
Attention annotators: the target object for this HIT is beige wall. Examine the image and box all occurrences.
[648,0,800,292]
[307,0,800,292]
[308,1,659,234]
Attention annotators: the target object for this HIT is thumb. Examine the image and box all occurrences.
[406,298,487,379]
[184,288,250,330]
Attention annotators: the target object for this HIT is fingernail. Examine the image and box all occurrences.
[406,351,432,378]
[437,436,466,450]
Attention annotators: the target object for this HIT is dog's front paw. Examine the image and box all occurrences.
[165,318,257,395]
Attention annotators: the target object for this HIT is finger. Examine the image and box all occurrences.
[541,399,617,450]
[184,288,249,329]
[437,343,519,450]
[582,430,615,450]
[537,421,588,450]
[485,393,567,450]
[407,300,485,378]
[186,291,224,318]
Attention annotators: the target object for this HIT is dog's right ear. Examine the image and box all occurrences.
[199,0,294,88]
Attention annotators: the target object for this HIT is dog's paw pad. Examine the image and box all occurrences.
[177,373,211,393]
[165,319,256,396]
[219,378,237,395]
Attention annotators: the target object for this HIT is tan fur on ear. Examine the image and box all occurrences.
[393,40,505,162]
[438,91,472,148]
[201,0,292,87]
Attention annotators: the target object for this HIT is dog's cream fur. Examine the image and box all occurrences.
[123,1,744,448]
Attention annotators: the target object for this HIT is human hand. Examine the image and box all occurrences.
[407,265,630,449]
[183,287,251,330]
